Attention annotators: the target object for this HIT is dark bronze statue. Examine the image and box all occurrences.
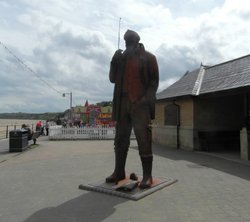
[106,30,159,188]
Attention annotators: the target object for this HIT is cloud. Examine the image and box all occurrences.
[1,0,250,113]
[31,27,115,106]
[156,44,200,80]
[158,77,179,93]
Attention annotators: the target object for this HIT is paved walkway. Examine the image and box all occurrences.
[0,137,250,222]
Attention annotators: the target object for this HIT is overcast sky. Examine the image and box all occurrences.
[1,0,250,113]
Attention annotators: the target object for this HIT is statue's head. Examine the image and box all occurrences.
[124,30,140,49]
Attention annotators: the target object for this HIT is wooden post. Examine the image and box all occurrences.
[6,125,8,138]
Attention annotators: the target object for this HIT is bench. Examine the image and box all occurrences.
[21,125,41,145]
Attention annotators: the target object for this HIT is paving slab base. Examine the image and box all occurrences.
[79,175,177,201]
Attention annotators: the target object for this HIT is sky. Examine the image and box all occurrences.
[1,0,250,113]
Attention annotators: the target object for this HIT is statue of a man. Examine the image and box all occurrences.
[106,30,159,188]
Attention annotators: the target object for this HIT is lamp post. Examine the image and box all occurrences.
[62,92,72,121]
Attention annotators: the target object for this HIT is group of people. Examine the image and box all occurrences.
[35,120,50,136]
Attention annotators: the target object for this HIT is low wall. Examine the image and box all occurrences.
[49,126,116,140]
[152,125,177,148]
[152,125,194,151]
[49,126,136,140]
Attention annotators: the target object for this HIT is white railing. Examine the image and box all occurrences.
[49,126,135,140]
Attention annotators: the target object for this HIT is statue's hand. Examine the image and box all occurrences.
[112,49,123,61]
[131,96,148,112]
[136,96,148,106]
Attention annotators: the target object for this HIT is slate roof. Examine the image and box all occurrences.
[157,68,200,100]
[157,54,250,100]
[200,54,250,94]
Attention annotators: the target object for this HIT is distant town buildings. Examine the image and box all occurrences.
[65,100,114,127]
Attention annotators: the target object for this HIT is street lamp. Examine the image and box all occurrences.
[62,92,72,121]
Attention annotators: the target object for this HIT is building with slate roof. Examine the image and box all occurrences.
[153,54,250,160]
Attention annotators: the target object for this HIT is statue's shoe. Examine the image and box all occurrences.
[105,172,125,184]
[139,176,153,189]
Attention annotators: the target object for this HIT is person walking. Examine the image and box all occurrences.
[45,121,49,136]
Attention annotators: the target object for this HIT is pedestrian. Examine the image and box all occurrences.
[105,30,159,188]
[45,121,49,136]
[35,121,42,133]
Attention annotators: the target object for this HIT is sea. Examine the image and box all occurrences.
[0,119,45,139]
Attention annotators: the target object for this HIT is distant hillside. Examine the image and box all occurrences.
[0,112,64,120]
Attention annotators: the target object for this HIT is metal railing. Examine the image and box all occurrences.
[0,124,34,140]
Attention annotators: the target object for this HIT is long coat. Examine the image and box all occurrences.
[109,43,159,121]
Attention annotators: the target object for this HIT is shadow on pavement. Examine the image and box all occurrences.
[24,191,126,222]
[132,143,250,182]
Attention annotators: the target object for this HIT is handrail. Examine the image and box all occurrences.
[0,124,34,139]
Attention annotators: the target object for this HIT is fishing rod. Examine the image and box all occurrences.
[118,17,121,49]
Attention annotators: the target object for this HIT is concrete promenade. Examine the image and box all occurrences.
[0,137,250,222]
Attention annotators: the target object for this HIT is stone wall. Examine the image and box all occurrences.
[152,125,194,150]
[240,128,250,160]
[152,125,177,148]
[154,98,194,127]
[153,98,195,150]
